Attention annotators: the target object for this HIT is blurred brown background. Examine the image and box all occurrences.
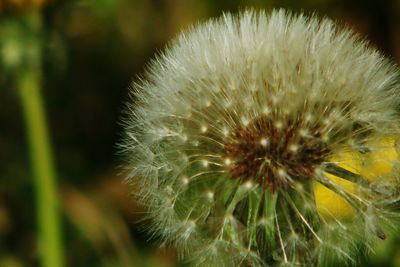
[0,0,399,266]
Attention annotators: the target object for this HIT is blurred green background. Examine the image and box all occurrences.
[0,0,399,266]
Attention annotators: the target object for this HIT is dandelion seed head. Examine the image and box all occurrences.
[121,9,400,266]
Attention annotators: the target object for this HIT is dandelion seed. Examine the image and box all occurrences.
[289,144,299,153]
[263,106,270,115]
[206,190,214,199]
[182,176,189,185]
[241,116,250,126]
[244,180,254,190]
[275,121,283,129]
[121,9,400,267]
[202,159,209,168]
[260,137,268,147]
[224,158,232,166]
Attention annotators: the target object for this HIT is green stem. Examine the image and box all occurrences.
[18,70,64,267]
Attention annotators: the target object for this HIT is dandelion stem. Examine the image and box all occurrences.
[262,191,277,251]
[247,189,262,248]
[18,60,64,267]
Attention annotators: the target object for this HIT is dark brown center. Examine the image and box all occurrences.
[224,115,330,191]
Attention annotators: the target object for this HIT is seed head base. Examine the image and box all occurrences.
[225,115,330,191]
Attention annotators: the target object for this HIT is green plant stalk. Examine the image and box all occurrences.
[18,70,64,267]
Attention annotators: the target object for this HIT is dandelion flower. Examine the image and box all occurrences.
[120,9,400,266]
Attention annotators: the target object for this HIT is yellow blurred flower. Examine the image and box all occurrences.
[315,136,398,218]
